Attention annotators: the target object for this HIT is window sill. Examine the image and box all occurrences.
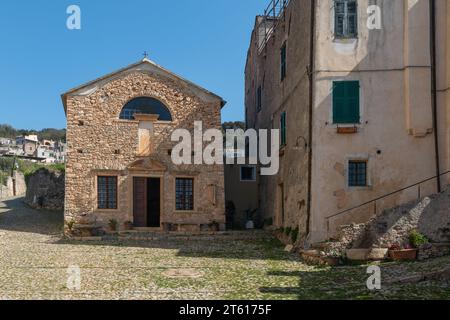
[333,37,358,43]
[337,126,358,134]
[347,185,373,192]
[113,119,139,124]
[174,210,197,214]
[95,209,120,213]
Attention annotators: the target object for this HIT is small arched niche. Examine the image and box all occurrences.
[119,97,173,121]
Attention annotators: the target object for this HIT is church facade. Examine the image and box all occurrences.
[61,59,226,235]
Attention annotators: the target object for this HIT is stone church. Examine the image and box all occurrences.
[61,59,226,235]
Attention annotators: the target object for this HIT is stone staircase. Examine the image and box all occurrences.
[302,187,450,264]
[70,229,273,242]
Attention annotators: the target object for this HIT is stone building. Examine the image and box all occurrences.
[16,135,38,157]
[245,0,450,244]
[224,161,259,229]
[62,58,226,234]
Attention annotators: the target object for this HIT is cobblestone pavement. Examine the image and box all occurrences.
[1,197,449,300]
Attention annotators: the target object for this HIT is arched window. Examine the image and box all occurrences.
[119,97,172,121]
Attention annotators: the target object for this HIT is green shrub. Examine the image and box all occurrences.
[66,220,75,231]
[0,170,8,186]
[285,227,292,237]
[0,157,14,172]
[48,163,65,173]
[291,227,299,243]
[409,230,429,248]
[108,219,118,231]
[264,217,273,227]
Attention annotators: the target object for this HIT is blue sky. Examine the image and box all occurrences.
[0,0,264,130]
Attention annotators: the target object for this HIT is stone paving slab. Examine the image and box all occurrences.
[1,197,450,300]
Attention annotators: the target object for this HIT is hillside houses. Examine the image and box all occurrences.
[0,134,66,164]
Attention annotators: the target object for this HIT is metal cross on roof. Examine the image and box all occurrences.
[143,51,149,59]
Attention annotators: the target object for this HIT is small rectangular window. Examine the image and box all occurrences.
[348,161,367,187]
[97,176,118,209]
[176,178,194,211]
[281,43,287,81]
[257,86,262,112]
[280,112,287,146]
[333,81,360,124]
[240,166,256,182]
[335,0,358,38]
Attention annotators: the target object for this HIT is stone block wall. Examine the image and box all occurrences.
[25,168,64,211]
[0,172,26,200]
[64,62,225,234]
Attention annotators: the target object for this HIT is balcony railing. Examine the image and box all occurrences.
[258,0,290,52]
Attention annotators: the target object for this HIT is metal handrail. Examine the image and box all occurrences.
[326,170,450,222]
[258,0,290,52]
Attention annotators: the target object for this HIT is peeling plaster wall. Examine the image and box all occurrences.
[244,0,313,239]
[436,0,450,186]
[310,0,439,242]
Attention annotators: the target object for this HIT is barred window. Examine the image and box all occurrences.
[335,0,358,38]
[176,178,194,211]
[98,176,118,209]
[348,161,367,187]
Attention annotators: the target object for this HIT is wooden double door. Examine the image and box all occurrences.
[133,177,161,228]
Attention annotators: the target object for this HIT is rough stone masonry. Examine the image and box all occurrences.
[61,59,226,235]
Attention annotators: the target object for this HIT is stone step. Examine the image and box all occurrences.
[310,242,335,251]
[101,230,274,242]
[299,250,340,266]
[346,248,389,261]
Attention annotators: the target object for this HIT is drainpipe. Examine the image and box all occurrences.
[430,0,441,193]
[306,0,316,241]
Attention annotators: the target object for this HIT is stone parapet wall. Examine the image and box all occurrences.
[0,172,26,200]
[25,168,64,211]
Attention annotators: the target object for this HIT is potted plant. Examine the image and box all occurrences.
[123,221,134,231]
[409,230,429,248]
[108,219,118,232]
[388,243,418,261]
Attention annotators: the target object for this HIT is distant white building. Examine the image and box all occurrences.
[0,137,14,146]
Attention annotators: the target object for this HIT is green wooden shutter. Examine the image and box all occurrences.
[333,81,360,124]
[281,112,287,146]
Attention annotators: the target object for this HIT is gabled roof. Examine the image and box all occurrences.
[61,58,226,113]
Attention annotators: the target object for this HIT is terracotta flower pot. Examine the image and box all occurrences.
[389,249,418,261]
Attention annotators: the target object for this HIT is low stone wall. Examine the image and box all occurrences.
[0,172,26,200]
[25,168,64,211]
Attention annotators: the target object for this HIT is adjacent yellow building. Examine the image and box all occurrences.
[245,0,450,244]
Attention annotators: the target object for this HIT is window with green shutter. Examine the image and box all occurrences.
[332,81,360,124]
[280,112,287,146]
[281,43,287,81]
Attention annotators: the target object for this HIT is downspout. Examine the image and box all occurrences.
[306,0,315,241]
[430,0,441,193]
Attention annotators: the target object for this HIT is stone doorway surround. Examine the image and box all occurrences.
[128,158,166,230]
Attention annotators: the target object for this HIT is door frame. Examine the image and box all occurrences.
[130,174,164,229]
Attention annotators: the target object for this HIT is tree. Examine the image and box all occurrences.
[0,124,66,142]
